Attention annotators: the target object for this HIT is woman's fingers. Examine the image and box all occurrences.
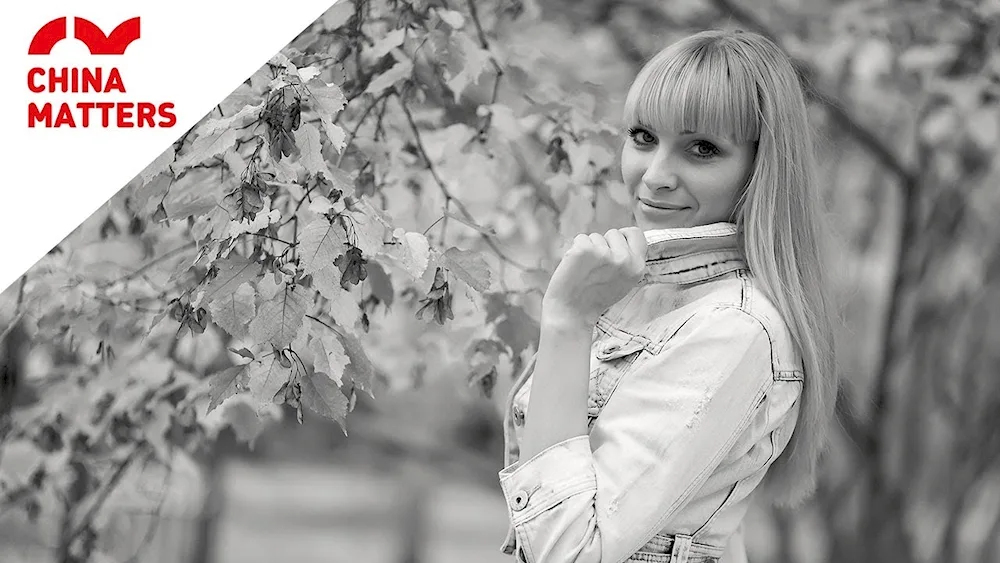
[604,229,631,263]
[620,227,648,264]
[589,233,609,254]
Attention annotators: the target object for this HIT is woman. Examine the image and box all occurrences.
[498,30,837,563]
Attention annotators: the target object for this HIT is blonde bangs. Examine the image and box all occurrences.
[623,38,761,144]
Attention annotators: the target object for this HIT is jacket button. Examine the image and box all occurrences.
[511,489,530,511]
[513,405,525,426]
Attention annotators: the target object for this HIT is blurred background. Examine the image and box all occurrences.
[3,0,1000,562]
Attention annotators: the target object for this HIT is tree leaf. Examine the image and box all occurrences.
[441,247,492,292]
[379,230,430,281]
[294,123,330,179]
[369,28,406,60]
[344,204,388,256]
[321,0,354,30]
[132,172,172,215]
[138,146,176,185]
[312,265,361,329]
[229,347,255,361]
[217,398,272,448]
[248,283,310,349]
[308,79,348,152]
[437,9,466,29]
[246,356,293,414]
[299,219,348,275]
[203,255,264,304]
[228,208,282,238]
[207,364,250,413]
[208,282,256,339]
[175,128,241,169]
[300,372,349,430]
[338,329,376,396]
[202,102,263,135]
[446,33,492,101]
[309,332,349,387]
[365,60,413,96]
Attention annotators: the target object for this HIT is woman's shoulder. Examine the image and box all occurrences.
[681,272,805,377]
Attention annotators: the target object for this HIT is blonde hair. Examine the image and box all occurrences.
[622,30,837,506]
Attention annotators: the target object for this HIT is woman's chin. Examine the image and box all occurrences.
[633,206,691,230]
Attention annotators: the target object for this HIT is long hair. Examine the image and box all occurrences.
[621,30,838,506]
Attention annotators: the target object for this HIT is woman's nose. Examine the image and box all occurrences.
[641,148,679,191]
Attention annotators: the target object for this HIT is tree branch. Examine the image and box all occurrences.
[397,95,533,272]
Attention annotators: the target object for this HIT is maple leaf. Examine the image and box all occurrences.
[246,356,293,414]
[369,28,406,60]
[441,247,492,292]
[365,60,413,96]
[131,172,171,216]
[228,208,282,238]
[307,79,347,152]
[208,282,256,339]
[437,9,466,29]
[248,283,310,349]
[216,398,274,448]
[202,102,264,135]
[221,182,266,222]
[309,331,350,387]
[320,0,354,29]
[311,265,361,329]
[138,146,176,185]
[300,372,349,431]
[378,230,431,281]
[207,363,250,413]
[338,328,377,396]
[446,33,493,101]
[294,123,330,179]
[298,218,348,276]
[343,203,389,256]
[175,128,241,169]
[203,256,263,305]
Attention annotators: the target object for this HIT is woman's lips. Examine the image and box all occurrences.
[638,198,688,211]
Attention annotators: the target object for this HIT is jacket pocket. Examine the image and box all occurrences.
[587,328,649,421]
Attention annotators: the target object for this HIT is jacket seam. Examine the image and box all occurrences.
[624,365,773,560]
[692,391,774,542]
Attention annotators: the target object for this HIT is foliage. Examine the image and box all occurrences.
[0,0,630,560]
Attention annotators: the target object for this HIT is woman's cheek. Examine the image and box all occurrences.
[619,149,644,188]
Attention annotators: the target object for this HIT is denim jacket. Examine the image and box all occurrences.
[498,223,804,563]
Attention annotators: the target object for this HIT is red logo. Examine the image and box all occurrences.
[26,16,176,129]
[29,17,141,55]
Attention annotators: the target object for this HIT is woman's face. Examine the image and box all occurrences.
[621,123,756,230]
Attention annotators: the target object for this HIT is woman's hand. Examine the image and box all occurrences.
[543,227,648,327]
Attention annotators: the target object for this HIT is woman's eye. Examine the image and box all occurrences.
[689,141,720,158]
[628,127,656,145]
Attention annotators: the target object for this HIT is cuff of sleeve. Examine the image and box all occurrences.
[498,435,596,522]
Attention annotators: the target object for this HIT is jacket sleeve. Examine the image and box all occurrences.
[498,306,778,563]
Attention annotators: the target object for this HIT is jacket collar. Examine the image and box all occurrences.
[641,222,747,285]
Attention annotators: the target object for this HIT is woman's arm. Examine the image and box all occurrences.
[499,306,786,563]
[519,228,648,460]
[519,309,593,461]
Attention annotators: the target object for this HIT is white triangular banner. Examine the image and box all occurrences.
[0,0,340,293]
